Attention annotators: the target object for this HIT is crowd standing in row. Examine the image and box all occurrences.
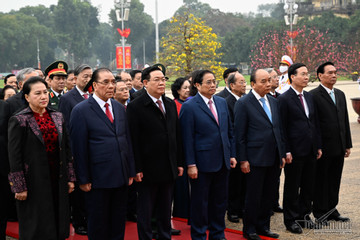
[0,55,352,240]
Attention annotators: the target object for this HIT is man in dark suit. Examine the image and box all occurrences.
[310,62,352,223]
[127,66,183,240]
[70,68,135,240]
[224,72,246,223]
[7,68,38,116]
[129,69,143,97]
[180,70,236,240]
[278,63,322,234]
[0,100,10,240]
[216,68,238,98]
[58,64,92,235]
[234,69,286,240]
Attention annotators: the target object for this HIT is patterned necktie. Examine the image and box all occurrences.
[260,97,272,123]
[83,93,89,99]
[208,99,219,125]
[330,91,336,104]
[104,103,113,123]
[299,94,305,111]
[156,100,165,115]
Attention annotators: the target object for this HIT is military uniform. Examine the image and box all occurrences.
[45,61,68,111]
[48,88,63,110]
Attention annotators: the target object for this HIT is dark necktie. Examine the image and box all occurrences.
[104,103,113,123]
[156,100,165,115]
[299,94,305,111]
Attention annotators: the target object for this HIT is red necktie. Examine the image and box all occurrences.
[299,94,305,112]
[156,100,165,115]
[208,99,219,125]
[104,103,113,123]
[83,93,89,99]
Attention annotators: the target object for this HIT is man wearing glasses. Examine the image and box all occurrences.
[70,68,136,240]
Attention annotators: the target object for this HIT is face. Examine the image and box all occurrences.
[4,88,16,101]
[93,70,116,101]
[25,82,49,111]
[196,72,217,99]
[230,73,246,96]
[19,71,38,90]
[114,81,129,103]
[319,65,337,89]
[76,68,92,90]
[35,69,44,79]
[291,66,309,90]
[65,73,76,91]
[50,75,66,93]
[251,69,271,97]
[6,76,18,89]
[143,70,166,99]
[120,72,132,90]
[270,70,279,90]
[132,72,143,90]
[177,80,190,100]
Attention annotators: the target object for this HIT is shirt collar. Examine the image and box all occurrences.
[76,85,88,96]
[198,92,214,104]
[290,85,304,95]
[320,83,334,94]
[229,90,240,100]
[93,93,112,108]
[252,89,269,102]
[146,91,162,104]
[51,88,63,96]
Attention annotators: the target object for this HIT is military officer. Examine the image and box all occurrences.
[45,61,68,110]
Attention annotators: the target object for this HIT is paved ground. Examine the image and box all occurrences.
[7,80,360,240]
[225,80,360,240]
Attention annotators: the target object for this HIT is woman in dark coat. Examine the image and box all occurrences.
[8,77,75,240]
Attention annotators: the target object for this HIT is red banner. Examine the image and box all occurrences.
[116,45,132,69]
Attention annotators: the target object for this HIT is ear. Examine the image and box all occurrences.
[250,81,254,88]
[24,94,30,103]
[143,80,148,87]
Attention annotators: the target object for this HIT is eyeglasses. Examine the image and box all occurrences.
[271,75,279,80]
[151,77,167,83]
[97,80,116,86]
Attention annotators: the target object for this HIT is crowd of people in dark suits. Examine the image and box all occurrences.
[0,57,352,240]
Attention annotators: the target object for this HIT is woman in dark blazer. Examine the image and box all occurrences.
[8,77,75,240]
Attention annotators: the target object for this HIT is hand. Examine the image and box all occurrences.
[187,166,198,179]
[68,182,75,193]
[15,191,27,201]
[286,152,292,164]
[178,167,184,177]
[128,177,134,186]
[240,161,250,174]
[280,158,286,168]
[79,183,92,192]
[345,148,351,158]
[135,172,143,182]
[317,149,323,159]
[230,158,237,168]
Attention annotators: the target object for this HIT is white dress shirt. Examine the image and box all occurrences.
[93,93,114,119]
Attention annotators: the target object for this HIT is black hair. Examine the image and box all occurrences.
[22,76,48,98]
[4,74,15,84]
[67,69,75,75]
[193,70,215,85]
[0,85,18,100]
[141,66,162,82]
[250,69,260,83]
[171,77,188,99]
[223,68,238,80]
[130,69,142,79]
[91,68,112,83]
[288,63,306,83]
[317,61,335,79]
[189,70,201,96]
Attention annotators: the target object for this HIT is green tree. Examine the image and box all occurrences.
[159,13,224,79]
[92,23,116,68]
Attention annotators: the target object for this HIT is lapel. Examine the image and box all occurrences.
[89,96,115,132]
[49,110,63,145]
[195,93,218,126]
[289,88,307,117]
[72,88,85,103]
[25,110,45,145]
[112,99,122,136]
[142,92,166,121]
[213,96,223,126]
[249,90,272,124]
[318,85,336,108]
[303,91,313,117]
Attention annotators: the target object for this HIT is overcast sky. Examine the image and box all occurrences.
[1,0,279,23]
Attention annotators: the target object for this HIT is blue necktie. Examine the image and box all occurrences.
[260,97,272,123]
[330,91,336,104]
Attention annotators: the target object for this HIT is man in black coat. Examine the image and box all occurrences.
[216,68,238,98]
[127,66,184,240]
[310,62,352,224]
[278,63,322,234]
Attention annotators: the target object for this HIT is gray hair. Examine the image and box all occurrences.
[74,64,91,76]
[264,68,274,74]
[16,68,37,83]
[227,72,237,90]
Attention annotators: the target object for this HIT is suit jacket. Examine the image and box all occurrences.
[268,91,281,98]
[6,91,27,116]
[0,100,10,178]
[234,90,285,167]
[70,96,135,188]
[278,88,321,157]
[179,93,236,172]
[216,87,231,98]
[130,87,145,101]
[58,87,85,131]
[126,92,183,183]
[309,85,352,157]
